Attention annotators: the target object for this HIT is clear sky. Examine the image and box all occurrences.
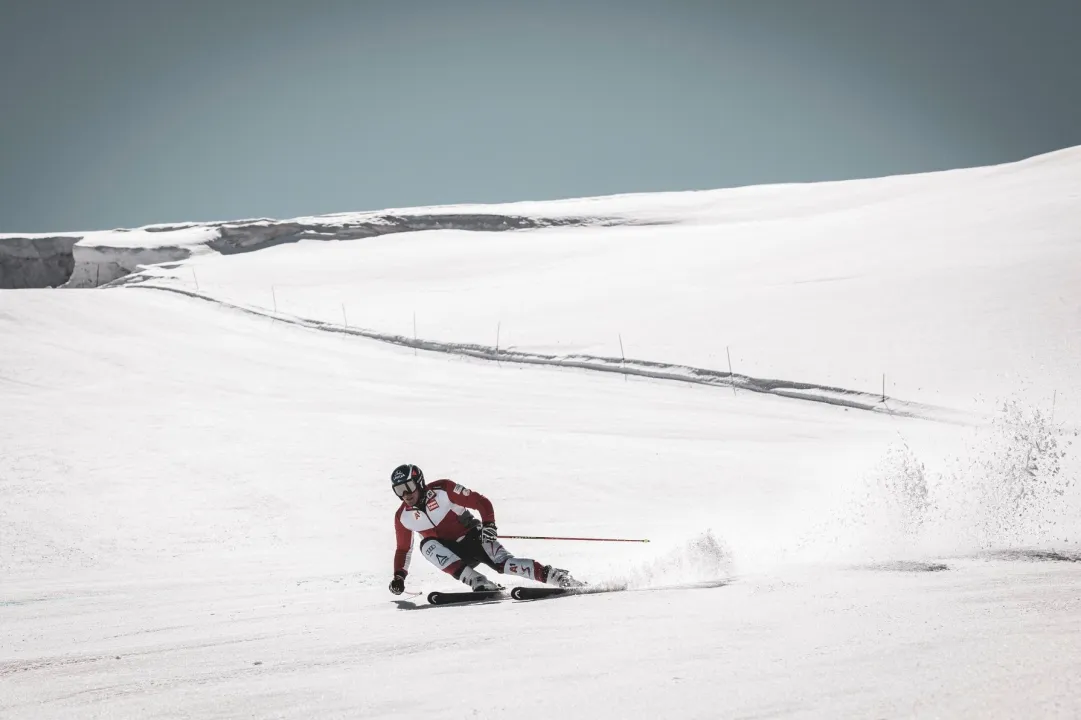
[3,0,1080,232]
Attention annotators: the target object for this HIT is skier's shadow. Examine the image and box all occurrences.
[392,598,504,611]
[392,599,426,611]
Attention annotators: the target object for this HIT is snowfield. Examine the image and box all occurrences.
[2,146,1081,719]
[114,145,1081,419]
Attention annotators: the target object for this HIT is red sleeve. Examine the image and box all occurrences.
[432,479,495,524]
[393,508,412,577]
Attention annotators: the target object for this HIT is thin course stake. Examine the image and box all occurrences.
[727,346,737,397]
[619,333,626,381]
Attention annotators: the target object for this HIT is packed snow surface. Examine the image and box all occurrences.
[3,147,1081,718]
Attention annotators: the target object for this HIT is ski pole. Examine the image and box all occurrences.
[501,535,649,543]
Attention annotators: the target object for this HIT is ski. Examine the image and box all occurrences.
[427,589,505,605]
[511,585,610,600]
[511,586,571,600]
[511,578,732,602]
[424,579,732,606]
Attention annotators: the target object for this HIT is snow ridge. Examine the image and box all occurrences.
[121,281,969,423]
[2,211,653,289]
[207,212,649,256]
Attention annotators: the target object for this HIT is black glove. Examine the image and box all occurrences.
[480,522,498,543]
[389,573,406,595]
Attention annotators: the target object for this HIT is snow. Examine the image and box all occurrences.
[0,236,79,289]
[66,230,220,287]
[122,144,1081,419]
[2,146,1081,718]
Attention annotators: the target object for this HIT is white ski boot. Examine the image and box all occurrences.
[460,566,502,592]
[543,565,585,589]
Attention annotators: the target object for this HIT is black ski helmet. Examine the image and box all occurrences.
[391,464,425,500]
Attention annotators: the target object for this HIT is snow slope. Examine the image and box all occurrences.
[3,147,1081,718]
[3,290,1079,719]
[118,145,1081,421]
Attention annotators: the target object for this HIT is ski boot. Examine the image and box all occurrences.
[542,565,586,589]
[461,566,503,592]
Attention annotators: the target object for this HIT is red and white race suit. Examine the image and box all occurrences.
[392,479,548,584]
[393,479,493,575]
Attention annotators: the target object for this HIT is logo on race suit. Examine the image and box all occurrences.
[413,511,421,520]
[423,544,450,567]
[427,497,440,511]
[453,483,471,496]
[507,562,533,578]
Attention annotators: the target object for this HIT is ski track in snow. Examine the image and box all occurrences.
[121,281,972,424]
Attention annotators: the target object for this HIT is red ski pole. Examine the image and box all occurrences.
[501,535,649,543]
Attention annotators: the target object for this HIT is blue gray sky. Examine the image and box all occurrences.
[3,0,1080,232]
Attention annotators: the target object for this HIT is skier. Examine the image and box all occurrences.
[387,464,583,595]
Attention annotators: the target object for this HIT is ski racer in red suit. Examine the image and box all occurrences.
[387,464,583,595]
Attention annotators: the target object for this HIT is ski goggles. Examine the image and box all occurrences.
[393,480,419,498]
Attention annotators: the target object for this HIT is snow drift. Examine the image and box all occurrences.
[0,210,641,289]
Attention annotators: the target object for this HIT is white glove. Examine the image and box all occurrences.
[480,522,498,543]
